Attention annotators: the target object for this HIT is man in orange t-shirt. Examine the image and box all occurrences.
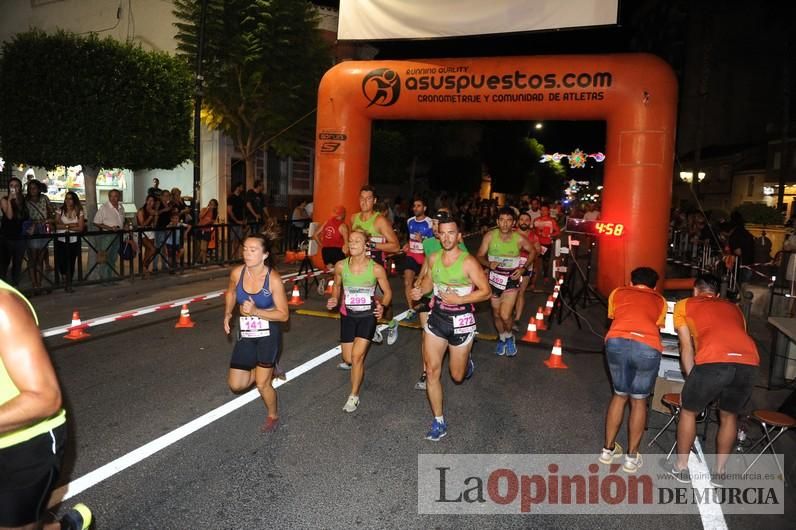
[669,274,759,485]
[600,267,667,474]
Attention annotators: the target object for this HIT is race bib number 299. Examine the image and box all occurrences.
[489,270,509,290]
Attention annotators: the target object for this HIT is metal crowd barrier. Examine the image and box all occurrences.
[0,219,303,296]
[667,229,742,293]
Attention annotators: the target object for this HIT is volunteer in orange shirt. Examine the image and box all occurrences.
[669,274,759,486]
[599,267,667,474]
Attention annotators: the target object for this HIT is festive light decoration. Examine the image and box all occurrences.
[540,149,605,168]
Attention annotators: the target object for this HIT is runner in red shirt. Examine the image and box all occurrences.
[314,205,349,269]
[532,204,560,288]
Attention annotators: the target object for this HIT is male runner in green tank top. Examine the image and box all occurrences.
[411,217,490,441]
[0,280,92,529]
[351,185,401,344]
[476,207,537,357]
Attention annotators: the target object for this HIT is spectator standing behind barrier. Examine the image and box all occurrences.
[25,181,54,293]
[290,199,310,250]
[727,212,755,283]
[599,267,667,474]
[166,210,191,272]
[93,189,125,281]
[669,274,760,486]
[753,229,772,264]
[147,177,162,199]
[136,196,158,276]
[583,202,600,221]
[227,183,246,259]
[152,189,173,273]
[54,191,86,287]
[196,199,219,265]
[245,180,266,234]
[171,187,191,223]
[0,177,29,286]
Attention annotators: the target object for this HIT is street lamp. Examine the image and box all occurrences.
[534,122,543,130]
[679,171,706,184]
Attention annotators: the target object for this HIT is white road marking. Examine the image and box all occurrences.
[49,344,342,506]
[49,309,410,506]
[690,439,728,529]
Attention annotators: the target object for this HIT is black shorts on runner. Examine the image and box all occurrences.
[322,247,345,267]
[399,255,422,275]
[681,362,757,414]
[230,330,281,370]
[490,279,521,298]
[425,310,476,347]
[0,424,66,528]
[340,314,377,343]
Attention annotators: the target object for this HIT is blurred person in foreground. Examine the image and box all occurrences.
[0,279,92,529]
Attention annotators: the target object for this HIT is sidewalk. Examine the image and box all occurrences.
[30,258,313,330]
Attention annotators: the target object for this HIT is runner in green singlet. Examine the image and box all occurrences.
[350,185,400,345]
[476,207,537,358]
[327,231,392,413]
[411,217,490,441]
[0,280,92,529]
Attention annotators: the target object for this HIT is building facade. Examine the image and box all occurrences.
[0,0,343,217]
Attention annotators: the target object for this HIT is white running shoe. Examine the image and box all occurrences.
[386,322,398,345]
[343,395,360,413]
[622,452,643,473]
[599,442,623,465]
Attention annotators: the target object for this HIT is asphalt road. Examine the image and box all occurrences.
[30,272,794,529]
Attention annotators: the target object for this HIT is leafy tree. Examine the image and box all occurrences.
[481,123,565,197]
[0,30,193,221]
[733,203,784,226]
[173,0,331,184]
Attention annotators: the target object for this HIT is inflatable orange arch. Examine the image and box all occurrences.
[313,54,677,295]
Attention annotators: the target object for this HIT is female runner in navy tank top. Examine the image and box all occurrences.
[223,233,289,433]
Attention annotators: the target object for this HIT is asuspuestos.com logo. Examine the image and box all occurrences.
[405,70,613,93]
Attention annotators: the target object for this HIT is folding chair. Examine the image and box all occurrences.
[648,393,711,461]
[743,409,795,482]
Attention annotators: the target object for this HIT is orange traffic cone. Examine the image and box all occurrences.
[535,306,547,331]
[521,317,540,343]
[543,296,555,316]
[288,282,304,306]
[64,310,90,340]
[324,278,334,296]
[175,304,196,328]
[544,338,568,369]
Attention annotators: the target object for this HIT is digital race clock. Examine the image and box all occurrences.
[565,218,625,237]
